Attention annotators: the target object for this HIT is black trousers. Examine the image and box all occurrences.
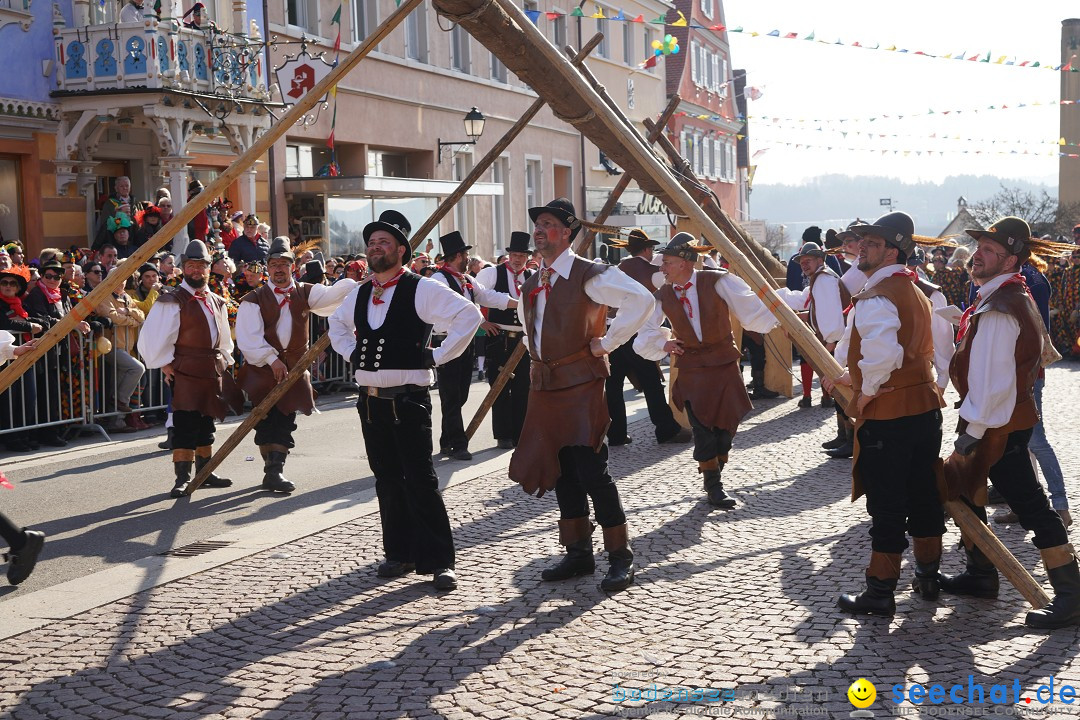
[358,390,455,573]
[0,512,24,550]
[857,409,946,554]
[605,337,681,443]
[741,332,766,374]
[554,445,627,529]
[485,333,530,444]
[254,407,298,448]
[966,428,1068,550]
[684,402,733,464]
[435,342,475,452]
[172,409,215,450]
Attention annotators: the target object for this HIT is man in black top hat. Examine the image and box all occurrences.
[430,230,516,461]
[605,229,689,446]
[475,231,534,448]
[329,210,482,592]
[236,236,356,493]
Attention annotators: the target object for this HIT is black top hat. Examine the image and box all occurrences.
[657,232,709,262]
[267,235,295,261]
[364,210,411,249]
[180,239,211,265]
[505,231,533,254]
[40,259,64,273]
[794,242,826,260]
[801,226,822,244]
[824,228,841,250]
[439,231,472,258]
[528,198,582,240]
[966,216,1031,256]
[627,229,660,254]
[851,211,916,257]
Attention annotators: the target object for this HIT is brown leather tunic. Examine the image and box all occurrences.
[618,255,659,293]
[944,279,1043,504]
[237,283,317,416]
[657,269,750,434]
[157,288,231,421]
[509,257,610,496]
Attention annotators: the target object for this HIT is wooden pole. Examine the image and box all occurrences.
[186,35,608,493]
[469,0,1045,607]
[0,0,425,397]
[464,94,682,442]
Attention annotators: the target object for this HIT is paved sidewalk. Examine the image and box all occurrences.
[2,364,1080,719]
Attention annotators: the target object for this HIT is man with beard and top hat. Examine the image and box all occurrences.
[778,241,849,411]
[328,210,482,593]
[939,217,1079,630]
[604,229,689,447]
[635,233,779,510]
[509,198,654,593]
[474,231,534,448]
[138,239,237,498]
[236,237,357,493]
[825,211,947,617]
[430,230,516,461]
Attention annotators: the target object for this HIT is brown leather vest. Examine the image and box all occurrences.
[849,273,943,420]
[520,256,610,391]
[618,255,659,293]
[158,287,229,419]
[807,266,851,341]
[950,279,1041,432]
[237,283,317,415]
[656,270,742,369]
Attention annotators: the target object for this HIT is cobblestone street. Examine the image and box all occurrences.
[3,363,1080,719]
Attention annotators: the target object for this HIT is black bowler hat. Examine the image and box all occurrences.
[439,230,472,258]
[851,211,916,257]
[528,198,582,240]
[180,239,211,265]
[267,235,295,261]
[505,231,532,254]
[364,210,411,249]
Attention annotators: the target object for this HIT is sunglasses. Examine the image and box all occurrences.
[42,273,62,280]
[0,279,20,287]
[86,269,102,275]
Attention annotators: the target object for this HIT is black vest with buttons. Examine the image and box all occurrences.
[487,263,531,328]
[351,272,433,371]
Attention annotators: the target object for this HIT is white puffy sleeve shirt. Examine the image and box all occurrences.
[137,282,234,369]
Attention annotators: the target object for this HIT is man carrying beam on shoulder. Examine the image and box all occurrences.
[634,233,779,510]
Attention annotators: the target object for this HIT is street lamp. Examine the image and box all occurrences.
[437,107,486,164]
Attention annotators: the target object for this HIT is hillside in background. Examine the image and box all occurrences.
[749,174,1057,253]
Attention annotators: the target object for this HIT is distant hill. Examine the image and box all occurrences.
[749,174,1056,253]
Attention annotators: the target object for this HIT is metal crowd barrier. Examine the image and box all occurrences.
[0,329,91,442]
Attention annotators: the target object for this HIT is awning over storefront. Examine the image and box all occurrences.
[283,176,504,198]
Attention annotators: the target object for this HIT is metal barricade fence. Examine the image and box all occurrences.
[0,329,91,442]
[90,323,168,430]
[308,312,356,392]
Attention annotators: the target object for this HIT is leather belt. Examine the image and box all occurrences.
[359,384,427,398]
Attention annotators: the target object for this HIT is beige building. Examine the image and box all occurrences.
[1061,18,1080,210]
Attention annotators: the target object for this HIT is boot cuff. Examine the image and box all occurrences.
[195,445,213,459]
[602,523,630,553]
[557,517,594,546]
[1040,544,1077,570]
[912,536,943,564]
[172,449,196,462]
[867,551,902,581]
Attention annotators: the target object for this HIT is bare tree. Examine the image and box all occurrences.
[763,223,788,256]
[969,184,1080,238]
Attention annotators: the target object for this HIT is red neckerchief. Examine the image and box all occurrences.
[504,262,525,294]
[0,293,28,320]
[673,280,694,318]
[371,268,406,305]
[441,267,474,293]
[37,279,62,304]
[529,267,554,306]
[273,285,292,307]
[957,273,1025,343]
[191,289,214,315]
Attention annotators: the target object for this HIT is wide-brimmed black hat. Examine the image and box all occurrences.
[824,228,841,250]
[439,230,472,258]
[505,231,532,254]
[657,232,710,262]
[364,210,411,249]
[851,211,916,257]
[802,226,822,244]
[794,242,826,260]
[180,239,211,265]
[528,198,581,240]
[966,216,1031,256]
[627,229,660,254]
[267,235,295,261]
[40,259,64,274]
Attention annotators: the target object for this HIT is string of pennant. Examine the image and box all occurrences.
[752,140,1079,159]
[741,98,1080,125]
[754,122,1080,149]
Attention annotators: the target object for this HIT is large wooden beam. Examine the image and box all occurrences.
[0,0,425,397]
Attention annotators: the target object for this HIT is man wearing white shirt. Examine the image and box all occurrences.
[119,0,145,22]
[509,198,653,592]
[430,230,515,461]
[328,210,482,592]
[825,212,946,617]
[635,233,779,510]
[236,236,356,493]
[138,240,237,498]
[939,217,1078,630]
[474,231,533,449]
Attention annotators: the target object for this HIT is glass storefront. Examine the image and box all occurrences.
[0,155,22,244]
[325,195,441,258]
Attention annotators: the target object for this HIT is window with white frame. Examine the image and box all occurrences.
[690,40,700,84]
[490,52,507,82]
[701,0,713,19]
[597,15,609,57]
[695,133,705,176]
[705,49,714,90]
[405,3,428,62]
[719,139,728,180]
[719,55,728,97]
[287,0,318,34]
[681,131,691,169]
[351,0,375,43]
[707,137,716,177]
[623,20,633,65]
[552,13,566,48]
[493,157,509,241]
[451,23,471,72]
[525,159,541,212]
[728,142,737,181]
[644,28,654,72]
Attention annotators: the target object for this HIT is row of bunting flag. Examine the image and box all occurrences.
[755,141,1080,160]
[510,6,1080,74]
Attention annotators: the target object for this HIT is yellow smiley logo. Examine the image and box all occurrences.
[847,678,877,708]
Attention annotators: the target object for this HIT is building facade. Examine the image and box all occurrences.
[1061,18,1080,211]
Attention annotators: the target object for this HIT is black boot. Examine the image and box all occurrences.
[599,524,634,592]
[195,453,232,489]
[1026,550,1080,629]
[749,367,779,400]
[822,415,846,450]
[825,422,854,459]
[703,468,736,509]
[262,449,296,493]
[940,545,999,599]
[910,536,942,600]
[838,575,898,616]
[542,518,595,581]
[171,460,193,499]
[158,427,174,451]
